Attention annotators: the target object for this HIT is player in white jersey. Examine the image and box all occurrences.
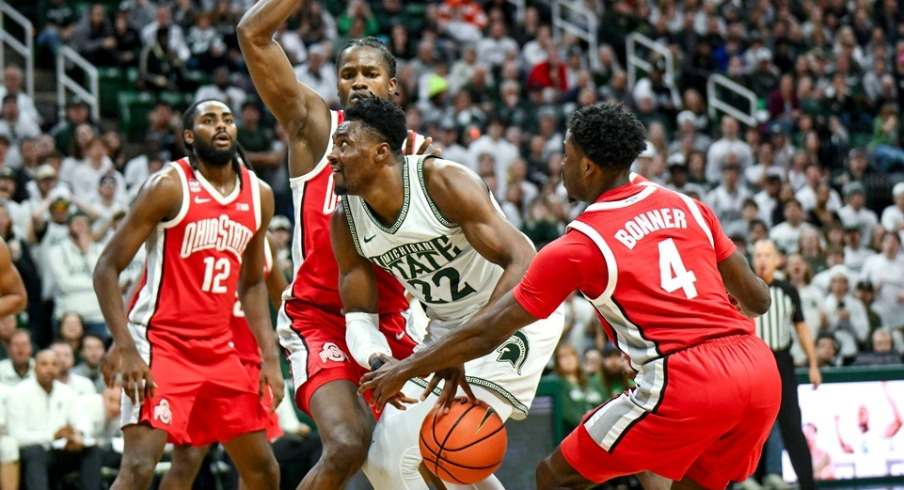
[329,96,564,489]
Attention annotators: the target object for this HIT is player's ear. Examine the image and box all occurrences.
[183,129,194,147]
[375,142,391,166]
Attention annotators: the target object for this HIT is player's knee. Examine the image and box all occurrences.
[118,454,158,484]
[321,435,368,476]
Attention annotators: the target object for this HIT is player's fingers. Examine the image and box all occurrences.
[145,371,157,400]
[407,130,415,155]
[386,396,408,412]
[416,136,433,155]
[123,374,137,405]
[421,374,442,401]
[459,378,476,402]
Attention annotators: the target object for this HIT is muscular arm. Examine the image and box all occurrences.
[236,0,332,178]
[265,235,288,308]
[93,169,182,352]
[330,206,378,315]
[0,238,27,317]
[424,159,536,304]
[718,251,771,316]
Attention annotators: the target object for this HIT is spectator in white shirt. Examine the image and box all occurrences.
[754,174,783,227]
[50,341,97,396]
[0,96,41,150]
[0,66,41,127]
[770,199,817,254]
[706,156,751,229]
[838,182,878,238]
[880,182,904,243]
[139,5,190,63]
[69,137,125,205]
[823,266,870,363]
[795,164,842,213]
[0,329,33,386]
[293,43,338,108]
[70,332,106,393]
[44,213,105,336]
[861,232,904,329]
[475,20,519,70]
[842,225,874,273]
[7,349,102,490]
[705,116,753,183]
[0,380,18,490]
[193,67,247,120]
[467,115,519,182]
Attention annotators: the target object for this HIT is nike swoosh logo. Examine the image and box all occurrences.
[194,197,211,204]
[395,331,405,340]
[364,235,376,243]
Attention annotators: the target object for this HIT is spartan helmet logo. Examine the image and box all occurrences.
[496,331,529,374]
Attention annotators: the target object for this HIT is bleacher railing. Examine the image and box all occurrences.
[0,1,34,99]
[625,32,674,93]
[707,73,759,128]
[551,0,600,71]
[56,46,99,122]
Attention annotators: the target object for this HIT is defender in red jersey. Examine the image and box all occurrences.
[361,104,780,490]
[94,100,281,490]
[238,5,431,487]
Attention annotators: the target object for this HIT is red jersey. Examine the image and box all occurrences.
[230,238,273,364]
[129,158,262,339]
[284,110,408,318]
[514,180,751,366]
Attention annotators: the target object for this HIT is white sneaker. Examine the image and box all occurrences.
[736,478,764,490]
[763,474,792,490]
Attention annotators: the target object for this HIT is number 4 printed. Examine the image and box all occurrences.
[658,238,697,299]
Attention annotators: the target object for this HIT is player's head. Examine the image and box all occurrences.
[182,99,238,169]
[562,103,647,202]
[337,37,398,107]
[328,97,407,196]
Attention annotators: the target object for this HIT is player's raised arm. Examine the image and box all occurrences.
[236,0,332,176]
[0,238,27,317]
[93,169,182,400]
[424,160,536,304]
[238,180,284,408]
[330,205,391,371]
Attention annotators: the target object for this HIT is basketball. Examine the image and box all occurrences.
[418,397,508,484]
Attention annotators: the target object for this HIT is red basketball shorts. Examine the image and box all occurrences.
[121,328,269,446]
[278,303,416,415]
[243,362,284,441]
[560,334,781,489]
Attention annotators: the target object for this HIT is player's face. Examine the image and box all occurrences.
[561,130,586,203]
[337,47,397,107]
[185,101,237,168]
[328,121,375,196]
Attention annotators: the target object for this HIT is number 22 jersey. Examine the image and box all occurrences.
[128,157,262,339]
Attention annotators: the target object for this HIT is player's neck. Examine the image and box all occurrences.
[590,172,631,201]
[196,160,238,196]
[361,163,405,227]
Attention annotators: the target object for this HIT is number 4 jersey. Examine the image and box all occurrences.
[341,155,504,326]
[514,180,754,368]
[128,157,262,340]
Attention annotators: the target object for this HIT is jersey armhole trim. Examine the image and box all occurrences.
[249,169,262,231]
[566,221,618,303]
[417,154,458,228]
[674,192,715,248]
[161,161,190,230]
[341,195,366,258]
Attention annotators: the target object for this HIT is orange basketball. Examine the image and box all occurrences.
[418,397,508,484]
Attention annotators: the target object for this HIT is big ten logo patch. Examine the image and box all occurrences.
[496,331,529,374]
[154,399,172,425]
[319,342,348,363]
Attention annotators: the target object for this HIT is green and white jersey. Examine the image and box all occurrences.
[342,155,504,325]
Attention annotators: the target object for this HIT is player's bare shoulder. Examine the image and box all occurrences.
[135,164,185,220]
[422,157,485,199]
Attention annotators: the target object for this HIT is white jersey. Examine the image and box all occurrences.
[342,154,504,325]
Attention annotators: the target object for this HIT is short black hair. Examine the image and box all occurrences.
[343,97,407,156]
[569,103,647,169]
[339,37,397,78]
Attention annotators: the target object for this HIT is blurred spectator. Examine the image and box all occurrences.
[0,329,33,385]
[71,332,106,393]
[337,0,379,39]
[0,96,41,152]
[755,175,784,228]
[49,341,95,396]
[544,343,607,434]
[880,182,904,243]
[838,182,878,239]
[194,67,246,118]
[294,43,337,108]
[706,156,750,230]
[0,66,40,127]
[870,104,904,172]
[297,1,337,47]
[520,197,560,249]
[7,349,102,490]
[140,5,190,64]
[70,138,124,206]
[277,21,307,66]
[854,328,903,365]
[705,116,753,183]
[824,266,870,364]
[0,377,18,489]
[854,280,884,334]
[187,12,229,71]
[594,343,633,398]
[797,165,842,214]
[112,8,141,67]
[770,199,817,254]
[861,232,904,329]
[44,213,105,336]
[50,99,97,157]
[798,227,827,276]
[467,115,517,180]
[438,0,487,43]
[70,4,117,67]
[122,0,156,33]
[814,332,841,367]
[786,254,829,365]
[139,25,189,93]
[88,385,124,474]
[476,20,518,71]
[0,315,15,360]
[36,0,77,56]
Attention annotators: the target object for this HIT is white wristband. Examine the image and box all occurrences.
[345,312,392,370]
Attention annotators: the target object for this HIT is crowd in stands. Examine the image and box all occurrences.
[0,0,903,487]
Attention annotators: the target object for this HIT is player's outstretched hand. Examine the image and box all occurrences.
[105,343,156,404]
[261,360,285,411]
[407,130,442,157]
[359,354,417,412]
[423,365,475,415]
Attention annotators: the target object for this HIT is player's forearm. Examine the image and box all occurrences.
[237,0,301,42]
[239,280,278,362]
[0,293,26,317]
[93,260,135,351]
